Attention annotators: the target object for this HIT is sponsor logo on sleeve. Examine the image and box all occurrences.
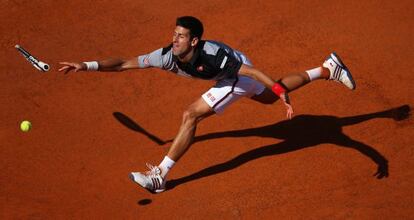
[206,92,216,102]
[144,57,150,65]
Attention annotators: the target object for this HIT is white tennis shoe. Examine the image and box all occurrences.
[323,52,356,90]
[129,163,165,193]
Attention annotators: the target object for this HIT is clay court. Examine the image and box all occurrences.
[1,0,413,219]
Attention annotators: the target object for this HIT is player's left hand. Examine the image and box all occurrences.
[279,93,293,119]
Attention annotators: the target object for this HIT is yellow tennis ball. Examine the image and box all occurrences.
[20,120,32,132]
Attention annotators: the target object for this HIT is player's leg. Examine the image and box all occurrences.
[129,98,214,193]
[166,98,215,162]
[250,69,330,104]
[236,50,329,104]
[129,78,249,193]
[251,51,356,105]
[161,78,250,176]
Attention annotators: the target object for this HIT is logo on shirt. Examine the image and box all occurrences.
[143,57,150,65]
[197,65,204,72]
[206,93,216,102]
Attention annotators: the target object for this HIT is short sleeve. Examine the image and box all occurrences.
[137,44,174,70]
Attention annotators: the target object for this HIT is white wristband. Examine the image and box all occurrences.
[83,61,99,71]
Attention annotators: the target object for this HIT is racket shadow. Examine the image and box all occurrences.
[113,112,166,146]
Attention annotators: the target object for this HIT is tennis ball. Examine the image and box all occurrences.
[20,120,32,132]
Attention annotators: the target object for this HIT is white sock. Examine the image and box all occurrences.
[306,67,323,81]
[158,156,175,178]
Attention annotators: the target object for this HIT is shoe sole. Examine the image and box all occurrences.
[128,173,165,194]
[331,52,356,90]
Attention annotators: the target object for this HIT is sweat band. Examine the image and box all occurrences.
[83,61,99,71]
[271,82,287,96]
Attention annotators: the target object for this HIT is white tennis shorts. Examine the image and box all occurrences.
[201,51,266,114]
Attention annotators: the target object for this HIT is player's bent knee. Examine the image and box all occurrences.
[182,106,213,125]
[182,108,200,124]
[182,98,215,125]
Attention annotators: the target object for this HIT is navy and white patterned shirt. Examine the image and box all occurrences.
[137,40,244,80]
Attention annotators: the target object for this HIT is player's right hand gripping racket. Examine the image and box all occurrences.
[15,45,50,72]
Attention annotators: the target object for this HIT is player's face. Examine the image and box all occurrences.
[172,26,198,57]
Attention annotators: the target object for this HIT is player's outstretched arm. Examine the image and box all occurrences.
[238,64,294,119]
[58,57,140,74]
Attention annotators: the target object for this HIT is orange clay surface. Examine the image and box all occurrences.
[1,0,413,219]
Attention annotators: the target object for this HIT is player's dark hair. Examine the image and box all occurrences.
[176,16,204,39]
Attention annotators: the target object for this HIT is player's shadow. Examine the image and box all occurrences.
[166,105,410,190]
[113,112,166,145]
